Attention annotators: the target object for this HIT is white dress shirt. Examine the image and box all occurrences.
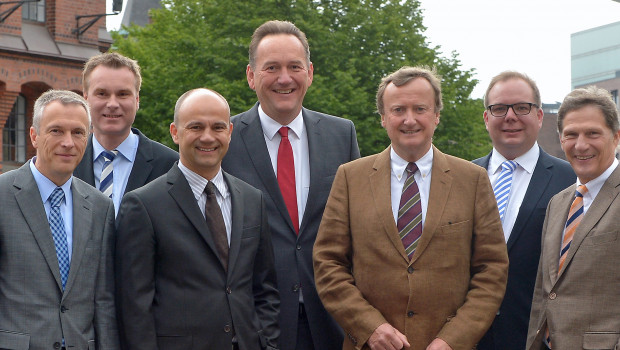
[258,105,310,231]
[92,132,139,216]
[390,146,434,226]
[487,144,539,242]
[178,162,232,245]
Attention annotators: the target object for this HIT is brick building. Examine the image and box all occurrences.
[0,0,113,172]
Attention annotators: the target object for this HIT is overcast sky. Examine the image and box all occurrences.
[106,0,620,103]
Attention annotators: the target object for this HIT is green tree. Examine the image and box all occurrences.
[112,0,491,159]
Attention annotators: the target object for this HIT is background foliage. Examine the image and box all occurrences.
[112,0,492,159]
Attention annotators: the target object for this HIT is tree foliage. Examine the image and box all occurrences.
[112,0,492,159]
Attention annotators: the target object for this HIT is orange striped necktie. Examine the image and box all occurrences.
[559,184,588,272]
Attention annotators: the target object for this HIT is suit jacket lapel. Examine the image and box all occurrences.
[558,167,620,279]
[507,149,551,252]
[369,147,409,262]
[302,109,323,233]
[238,105,296,234]
[225,173,243,275]
[63,181,93,296]
[126,129,154,194]
[413,146,452,263]
[74,135,96,186]
[546,187,573,284]
[167,165,224,270]
[14,162,64,291]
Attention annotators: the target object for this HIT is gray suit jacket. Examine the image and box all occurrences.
[473,148,575,350]
[0,161,119,350]
[527,165,620,350]
[221,103,360,350]
[115,164,279,350]
[73,128,178,194]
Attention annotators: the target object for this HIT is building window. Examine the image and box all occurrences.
[3,95,27,163]
[22,0,45,22]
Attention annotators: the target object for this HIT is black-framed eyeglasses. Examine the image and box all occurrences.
[487,103,539,117]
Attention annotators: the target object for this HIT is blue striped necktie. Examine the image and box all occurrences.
[99,150,118,198]
[49,187,70,289]
[398,162,423,260]
[493,160,517,222]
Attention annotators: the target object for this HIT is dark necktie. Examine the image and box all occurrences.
[397,163,423,260]
[49,187,70,289]
[205,181,229,271]
[277,127,299,234]
[100,150,118,198]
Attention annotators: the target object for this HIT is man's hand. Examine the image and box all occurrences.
[367,323,410,350]
[426,338,453,350]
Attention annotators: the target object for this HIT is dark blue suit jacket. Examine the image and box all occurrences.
[222,103,360,350]
[473,148,575,350]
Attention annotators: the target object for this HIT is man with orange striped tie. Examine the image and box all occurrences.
[527,86,620,350]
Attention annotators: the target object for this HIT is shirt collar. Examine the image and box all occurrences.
[578,157,619,196]
[258,104,304,140]
[490,143,540,175]
[390,145,434,181]
[177,161,228,202]
[29,157,72,204]
[92,131,139,162]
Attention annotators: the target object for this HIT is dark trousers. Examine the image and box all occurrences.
[295,303,316,350]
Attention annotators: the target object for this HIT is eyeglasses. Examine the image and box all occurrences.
[487,103,539,117]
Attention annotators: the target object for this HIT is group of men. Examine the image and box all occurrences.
[0,18,619,350]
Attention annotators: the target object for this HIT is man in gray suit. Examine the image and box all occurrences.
[74,52,178,215]
[527,86,620,350]
[116,88,279,350]
[222,20,360,350]
[0,90,119,349]
[473,72,574,350]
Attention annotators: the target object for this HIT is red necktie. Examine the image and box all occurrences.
[277,127,299,234]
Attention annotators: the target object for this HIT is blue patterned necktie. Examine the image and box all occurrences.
[398,162,423,260]
[49,187,70,289]
[493,160,517,222]
[100,150,118,198]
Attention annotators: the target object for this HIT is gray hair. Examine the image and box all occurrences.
[249,20,310,69]
[376,66,443,115]
[557,86,619,133]
[33,90,91,133]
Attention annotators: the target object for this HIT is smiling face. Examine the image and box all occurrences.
[380,78,440,162]
[85,65,139,144]
[30,101,90,185]
[560,104,620,184]
[170,90,232,180]
[246,34,313,125]
[484,78,543,160]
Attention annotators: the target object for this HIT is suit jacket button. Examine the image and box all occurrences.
[60,305,67,313]
[549,292,557,300]
[224,325,231,333]
[53,342,61,349]
[296,244,301,250]
[226,287,232,294]
[407,266,414,273]
[407,311,414,317]
[292,283,300,292]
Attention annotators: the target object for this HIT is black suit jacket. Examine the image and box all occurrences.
[221,103,360,350]
[473,148,575,350]
[73,128,178,194]
[115,164,279,350]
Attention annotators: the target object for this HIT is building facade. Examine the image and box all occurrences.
[0,0,112,172]
[571,20,620,108]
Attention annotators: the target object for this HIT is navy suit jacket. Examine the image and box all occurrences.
[473,148,575,350]
[73,128,178,195]
[222,103,360,350]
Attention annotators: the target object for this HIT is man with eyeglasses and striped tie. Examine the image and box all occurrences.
[473,72,574,350]
[527,86,620,350]
[314,66,508,350]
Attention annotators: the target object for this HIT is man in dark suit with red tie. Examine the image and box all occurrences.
[222,20,360,350]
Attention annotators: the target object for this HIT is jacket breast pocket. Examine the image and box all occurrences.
[583,331,620,349]
[583,231,619,246]
[0,329,29,350]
